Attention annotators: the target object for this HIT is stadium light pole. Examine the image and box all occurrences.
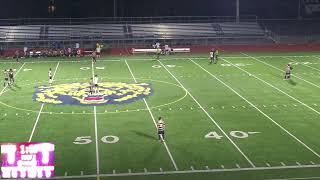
[236,0,240,22]
[113,0,117,17]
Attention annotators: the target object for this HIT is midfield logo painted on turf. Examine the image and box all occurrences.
[33,82,153,106]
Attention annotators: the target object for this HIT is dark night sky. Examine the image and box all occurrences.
[0,0,315,19]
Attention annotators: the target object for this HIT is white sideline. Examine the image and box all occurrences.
[0,62,26,96]
[91,61,100,177]
[1,55,320,64]
[28,62,60,142]
[157,60,256,168]
[45,164,320,179]
[222,58,320,117]
[241,53,320,89]
[190,59,320,160]
[124,60,179,171]
[283,57,320,73]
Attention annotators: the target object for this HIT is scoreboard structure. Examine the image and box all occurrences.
[0,142,55,179]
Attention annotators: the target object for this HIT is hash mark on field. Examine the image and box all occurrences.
[221,165,225,169]
[242,106,246,108]
[222,106,225,109]
[64,172,67,176]
[232,106,236,108]
[15,113,18,116]
[296,162,301,166]
[293,104,297,107]
[281,162,286,166]
[128,169,131,173]
[144,168,148,173]
[81,171,83,176]
[310,161,315,165]
[205,166,210,170]
[266,163,271,167]
[283,104,287,107]
[314,104,318,106]
[191,166,195,171]
[236,164,241,168]
[263,105,266,107]
[113,170,116,174]
[273,105,278,107]
[160,168,163,172]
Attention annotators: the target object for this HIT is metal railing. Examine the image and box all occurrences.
[0,15,258,25]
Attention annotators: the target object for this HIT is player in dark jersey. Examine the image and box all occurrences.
[89,78,94,95]
[8,69,14,84]
[284,64,293,80]
[92,51,97,63]
[157,117,166,142]
[14,50,20,63]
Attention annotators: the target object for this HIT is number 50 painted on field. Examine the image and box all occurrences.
[73,135,119,144]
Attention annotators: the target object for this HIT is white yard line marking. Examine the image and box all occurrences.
[91,61,100,177]
[242,53,320,89]
[49,164,320,179]
[190,59,320,159]
[93,106,100,176]
[28,103,44,142]
[157,60,255,168]
[0,62,25,96]
[222,58,320,117]
[125,60,179,171]
[283,57,320,73]
[28,62,59,142]
[266,177,320,180]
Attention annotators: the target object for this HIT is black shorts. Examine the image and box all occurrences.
[9,75,13,79]
[210,57,214,60]
[49,76,52,80]
[158,130,165,139]
[4,78,8,81]
[95,84,98,87]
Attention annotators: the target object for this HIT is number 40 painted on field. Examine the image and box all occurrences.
[73,135,119,144]
[205,131,260,139]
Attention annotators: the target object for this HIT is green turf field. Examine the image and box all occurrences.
[1,52,320,180]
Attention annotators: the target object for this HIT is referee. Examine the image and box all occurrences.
[157,117,166,142]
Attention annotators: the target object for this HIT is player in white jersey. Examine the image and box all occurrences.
[209,49,214,64]
[49,68,53,85]
[157,117,166,142]
[3,69,9,87]
[93,75,99,93]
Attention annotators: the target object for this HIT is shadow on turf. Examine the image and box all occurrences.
[12,83,21,89]
[288,79,297,86]
[132,130,157,140]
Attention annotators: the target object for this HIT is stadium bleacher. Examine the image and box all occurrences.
[0,22,267,43]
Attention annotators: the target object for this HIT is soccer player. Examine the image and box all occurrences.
[49,68,53,85]
[156,48,161,60]
[157,117,166,142]
[8,69,14,84]
[93,75,99,93]
[3,70,9,87]
[14,50,20,63]
[92,51,97,63]
[214,49,219,64]
[89,78,94,95]
[209,48,214,64]
[284,64,293,80]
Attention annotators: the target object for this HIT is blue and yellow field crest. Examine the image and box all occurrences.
[33,82,153,106]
